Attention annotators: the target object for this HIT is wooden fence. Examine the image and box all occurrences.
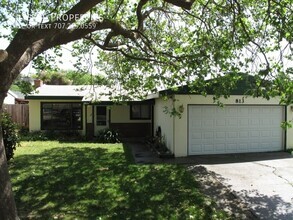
[3,104,29,128]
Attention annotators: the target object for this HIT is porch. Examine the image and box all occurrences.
[84,100,154,139]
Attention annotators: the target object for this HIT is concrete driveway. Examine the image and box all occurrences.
[197,152,293,220]
[128,143,293,218]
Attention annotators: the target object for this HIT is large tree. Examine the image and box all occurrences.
[0,0,292,218]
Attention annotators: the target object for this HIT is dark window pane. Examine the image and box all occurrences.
[96,106,107,125]
[41,103,82,130]
[130,105,151,120]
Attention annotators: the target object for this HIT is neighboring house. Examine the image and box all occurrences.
[25,82,293,157]
[4,90,28,104]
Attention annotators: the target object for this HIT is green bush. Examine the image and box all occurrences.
[19,130,50,141]
[96,129,120,143]
[1,112,20,161]
[19,130,84,142]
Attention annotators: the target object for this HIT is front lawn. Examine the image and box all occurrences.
[9,141,227,219]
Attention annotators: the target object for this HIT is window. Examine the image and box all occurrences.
[96,106,107,125]
[41,103,82,130]
[130,105,151,120]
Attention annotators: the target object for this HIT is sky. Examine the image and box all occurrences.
[0,37,89,75]
[0,27,101,76]
[0,4,101,76]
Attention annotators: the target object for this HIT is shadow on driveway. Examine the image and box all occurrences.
[126,142,293,220]
[188,154,293,220]
[238,189,293,220]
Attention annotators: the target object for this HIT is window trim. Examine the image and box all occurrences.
[41,102,83,130]
[130,104,151,120]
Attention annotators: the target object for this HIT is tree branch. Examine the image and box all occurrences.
[112,0,125,18]
[136,0,149,31]
[50,0,105,26]
[102,21,138,47]
[164,0,195,10]
[85,35,168,64]
[234,0,270,70]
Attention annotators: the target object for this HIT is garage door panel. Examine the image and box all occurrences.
[215,132,226,138]
[239,119,249,126]
[190,120,201,128]
[250,119,260,126]
[215,144,225,151]
[261,119,274,126]
[273,131,282,137]
[227,118,238,126]
[227,131,237,138]
[216,119,226,126]
[191,132,202,139]
[239,131,249,138]
[238,144,249,152]
[262,130,273,137]
[188,105,284,155]
[250,131,261,137]
[203,132,214,139]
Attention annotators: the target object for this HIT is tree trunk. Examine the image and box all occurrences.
[0,93,19,220]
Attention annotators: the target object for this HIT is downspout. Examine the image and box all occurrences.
[92,105,94,137]
[172,95,176,156]
[284,105,287,151]
[151,104,154,137]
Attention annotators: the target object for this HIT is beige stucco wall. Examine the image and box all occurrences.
[94,105,152,135]
[28,99,86,135]
[153,98,174,152]
[110,105,152,123]
[28,100,41,131]
[29,101,152,136]
[156,95,292,157]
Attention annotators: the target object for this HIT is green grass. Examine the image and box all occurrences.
[10,141,227,219]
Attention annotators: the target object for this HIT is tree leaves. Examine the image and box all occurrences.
[1,0,292,103]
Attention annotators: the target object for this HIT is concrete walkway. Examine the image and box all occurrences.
[127,142,162,164]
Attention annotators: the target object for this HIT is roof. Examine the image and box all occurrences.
[159,74,259,96]
[8,90,25,99]
[25,74,259,102]
[25,85,110,101]
[25,85,150,103]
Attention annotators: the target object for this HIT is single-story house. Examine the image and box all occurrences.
[4,90,28,104]
[25,85,154,139]
[25,82,293,157]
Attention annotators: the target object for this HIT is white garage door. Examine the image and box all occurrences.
[188,105,284,155]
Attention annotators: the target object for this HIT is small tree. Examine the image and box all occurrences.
[1,112,20,161]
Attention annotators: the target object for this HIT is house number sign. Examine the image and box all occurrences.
[235,97,245,103]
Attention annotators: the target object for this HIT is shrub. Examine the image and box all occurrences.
[19,130,84,142]
[96,129,120,143]
[1,112,20,161]
[19,130,49,141]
